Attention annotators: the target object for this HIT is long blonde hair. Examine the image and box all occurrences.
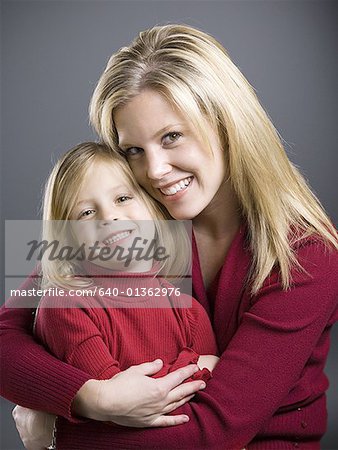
[41,142,190,289]
[89,24,337,293]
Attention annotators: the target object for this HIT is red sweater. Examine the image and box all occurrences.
[34,264,216,382]
[1,225,337,449]
[33,265,216,449]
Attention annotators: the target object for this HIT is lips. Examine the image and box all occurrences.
[159,177,193,196]
[102,230,133,245]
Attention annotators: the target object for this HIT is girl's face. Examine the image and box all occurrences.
[70,159,155,272]
[114,89,228,220]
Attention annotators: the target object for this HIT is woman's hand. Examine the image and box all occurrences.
[197,355,220,372]
[73,359,206,427]
[12,405,55,450]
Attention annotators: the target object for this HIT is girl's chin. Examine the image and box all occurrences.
[91,260,151,273]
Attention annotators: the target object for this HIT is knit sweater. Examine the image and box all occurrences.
[1,224,337,449]
[34,263,216,383]
[32,264,216,449]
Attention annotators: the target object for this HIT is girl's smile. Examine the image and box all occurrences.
[70,159,155,272]
[102,229,134,246]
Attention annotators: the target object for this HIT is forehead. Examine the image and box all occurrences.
[80,159,130,188]
[114,90,185,143]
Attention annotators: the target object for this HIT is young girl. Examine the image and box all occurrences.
[33,141,218,449]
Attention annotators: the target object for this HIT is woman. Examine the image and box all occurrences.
[3,24,338,449]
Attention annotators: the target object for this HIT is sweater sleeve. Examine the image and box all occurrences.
[88,240,338,449]
[0,273,91,421]
[153,347,211,383]
[35,297,121,380]
[153,296,218,382]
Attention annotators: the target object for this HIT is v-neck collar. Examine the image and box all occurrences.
[192,222,251,346]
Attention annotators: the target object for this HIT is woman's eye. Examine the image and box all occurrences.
[162,132,182,146]
[121,147,144,160]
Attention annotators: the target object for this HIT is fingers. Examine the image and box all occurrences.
[166,379,206,405]
[157,365,199,392]
[129,359,164,376]
[162,394,195,414]
[150,414,190,428]
[163,380,206,413]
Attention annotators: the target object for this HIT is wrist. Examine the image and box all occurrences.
[197,355,206,371]
[72,379,101,420]
[73,378,123,421]
[197,355,219,372]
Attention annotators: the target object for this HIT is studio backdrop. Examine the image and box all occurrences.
[1,1,337,449]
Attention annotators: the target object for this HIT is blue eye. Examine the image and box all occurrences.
[162,132,182,145]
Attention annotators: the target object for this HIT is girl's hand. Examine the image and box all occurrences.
[197,355,220,372]
[73,359,206,427]
[12,405,55,450]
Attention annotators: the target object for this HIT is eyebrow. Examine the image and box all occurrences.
[75,185,131,207]
[118,123,185,149]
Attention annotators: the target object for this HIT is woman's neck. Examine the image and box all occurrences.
[192,184,242,290]
[192,182,241,239]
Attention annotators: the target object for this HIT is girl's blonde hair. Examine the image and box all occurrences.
[41,142,191,289]
[90,24,337,293]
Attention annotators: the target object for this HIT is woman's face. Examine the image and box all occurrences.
[114,89,228,220]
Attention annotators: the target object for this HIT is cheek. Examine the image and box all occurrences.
[140,209,155,225]
[129,162,146,184]
[136,210,156,235]
[143,222,156,242]
[73,225,97,245]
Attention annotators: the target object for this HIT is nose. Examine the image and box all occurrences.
[99,208,120,227]
[99,218,119,228]
[101,217,118,223]
[146,149,172,181]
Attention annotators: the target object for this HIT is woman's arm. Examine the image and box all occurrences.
[72,240,337,449]
[0,274,91,421]
[36,299,211,423]
[6,242,338,449]
[1,275,205,426]
[11,362,202,450]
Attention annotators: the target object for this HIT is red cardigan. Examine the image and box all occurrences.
[1,225,337,449]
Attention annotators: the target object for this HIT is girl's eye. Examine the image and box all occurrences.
[79,209,95,219]
[121,147,144,160]
[162,132,182,146]
[116,195,133,204]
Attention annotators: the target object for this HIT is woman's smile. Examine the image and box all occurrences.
[114,89,228,220]
[158,176,193,197]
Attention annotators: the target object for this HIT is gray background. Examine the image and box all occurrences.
[1,0,337,448]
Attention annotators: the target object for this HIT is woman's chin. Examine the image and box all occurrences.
[166,206,200,221]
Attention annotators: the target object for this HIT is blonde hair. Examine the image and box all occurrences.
[90,23,337,293]
[41,142,190,289]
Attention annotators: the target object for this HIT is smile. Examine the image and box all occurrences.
[159,177,193,196]
[102,230,133,245]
